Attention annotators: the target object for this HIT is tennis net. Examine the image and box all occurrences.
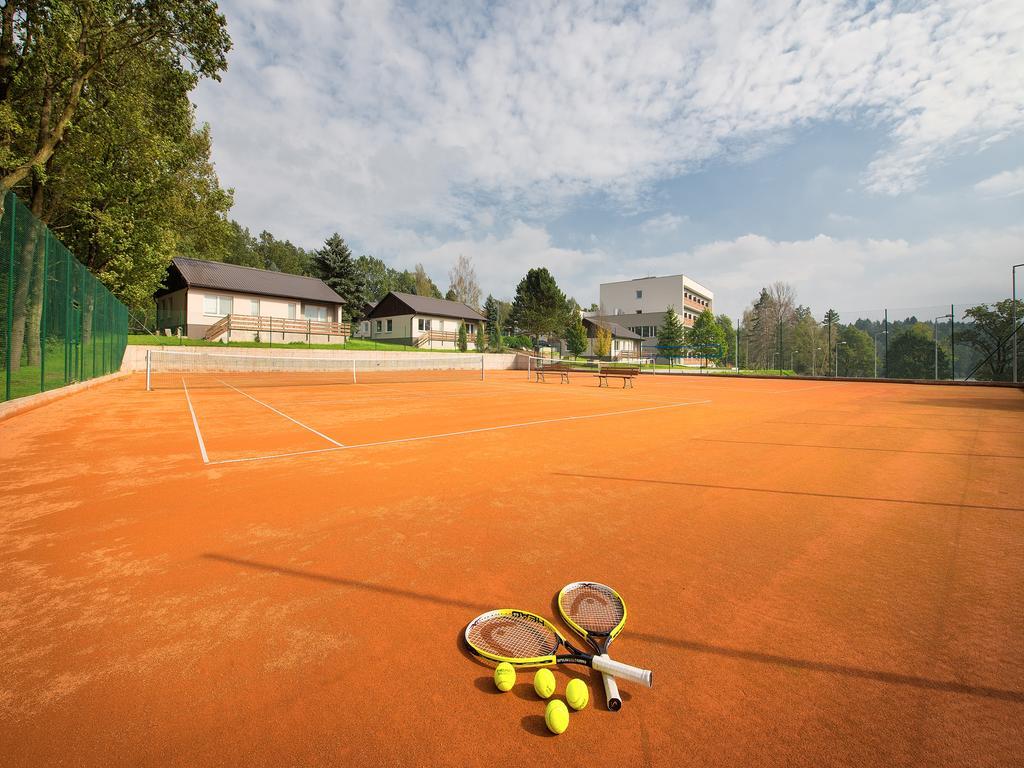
[145,350,485,390]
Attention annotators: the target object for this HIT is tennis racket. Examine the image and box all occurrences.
[464,608,653,687]
[558,581,627,711]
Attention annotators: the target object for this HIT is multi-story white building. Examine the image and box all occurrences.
[593,274,714,354]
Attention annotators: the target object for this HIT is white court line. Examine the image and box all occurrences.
[204,398,712,467]
[216,379,346,447]
[182,379,210,464]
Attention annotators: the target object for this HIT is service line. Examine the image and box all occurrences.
[203,398,713,467]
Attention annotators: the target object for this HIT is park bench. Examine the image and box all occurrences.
[535,361,573,383]
[595,365,640,388]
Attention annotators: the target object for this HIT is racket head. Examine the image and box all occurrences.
[557,581,627,643]
[464,609,567,668]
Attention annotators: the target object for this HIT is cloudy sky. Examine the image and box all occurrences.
[192,0,1024,319]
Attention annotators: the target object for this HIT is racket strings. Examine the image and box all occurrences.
[467,614,558,659]
[560,583,624,635]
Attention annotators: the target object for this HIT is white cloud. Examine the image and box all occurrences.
[827,212,858,224]
[640,213,687,234]
[974,167,1024,198]
[197,0,1024,244]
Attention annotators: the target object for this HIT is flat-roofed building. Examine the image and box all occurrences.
[593,274,714,355]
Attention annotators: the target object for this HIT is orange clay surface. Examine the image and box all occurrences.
[1,370,1023,767]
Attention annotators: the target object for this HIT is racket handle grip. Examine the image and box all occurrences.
[592,655,653,687]
[600,656,622,711]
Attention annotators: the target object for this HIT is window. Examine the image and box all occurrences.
[304,305,327,321]
[203,294,233,316]
[288,303,297,320]
[466,323,475,335]
[376,320,382,332]
[418,318,431,331]
[386,319,393,332]
[250,299,260,315]
[636,290,643,299]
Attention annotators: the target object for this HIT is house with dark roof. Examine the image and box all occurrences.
[154,257,347,343]
[582,317,643,359]
[365,292,485,348]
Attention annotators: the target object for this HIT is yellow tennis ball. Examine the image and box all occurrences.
[565,678,589,710]
[533,668,556,699]
[493,662,516,692]
[544,699,570,735]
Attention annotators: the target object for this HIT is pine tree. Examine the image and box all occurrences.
[509,268,571,342]
[565,314,587,358]
[475,323,485,352]
[311,234,367,322]
[458,322,468,352]
[657,306,685,360]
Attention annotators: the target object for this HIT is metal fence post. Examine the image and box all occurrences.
[5,192,15,401]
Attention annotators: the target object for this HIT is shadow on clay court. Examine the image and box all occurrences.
[900,395,1024,412]
[202,553,492,611]
[694,437,1024,460]
[628,633,1024,704]
[551,473,1024,513]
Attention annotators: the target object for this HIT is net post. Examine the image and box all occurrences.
[480,354,485,381]
[352,358,357,384]
[145,349,152,391]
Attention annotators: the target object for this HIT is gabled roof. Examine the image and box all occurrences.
[367,292,485,322]
[583,317,643,340]
[157,257,344,304]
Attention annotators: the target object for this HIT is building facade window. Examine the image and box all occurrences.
[250,299,260,315]
[386,319,393,332]
[203,294,233,316]
[418,318,431,331]
[376,320,382,332]
[636,290,643,299]
[288,303,298,319]
[304,305,327,321]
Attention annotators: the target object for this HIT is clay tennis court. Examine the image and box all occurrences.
[2,369,1022,767]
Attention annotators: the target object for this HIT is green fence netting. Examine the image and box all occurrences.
[0,190,129,402]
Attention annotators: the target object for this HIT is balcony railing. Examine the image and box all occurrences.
[204,314,351,342]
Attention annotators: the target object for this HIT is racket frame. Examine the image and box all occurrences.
[464,608,652,687]
[557,581,628,711]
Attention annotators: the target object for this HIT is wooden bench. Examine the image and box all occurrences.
[595,366,640,388]
[535,361,573,383]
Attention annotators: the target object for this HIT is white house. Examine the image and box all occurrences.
[154,257,348,343]
[365,292,485,349]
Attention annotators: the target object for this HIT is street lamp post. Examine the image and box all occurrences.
[1014,263,1024,384]
[872,330,887,378]
[813,347,822,377]
[934,313,952,380]
[835,341,847,377]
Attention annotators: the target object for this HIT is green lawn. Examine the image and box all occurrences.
[127,335,482,353]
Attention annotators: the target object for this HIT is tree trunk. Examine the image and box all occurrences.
[23,181,46,366]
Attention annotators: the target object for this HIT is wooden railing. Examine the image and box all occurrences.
[204,314,351,342]
[415,330,460,348]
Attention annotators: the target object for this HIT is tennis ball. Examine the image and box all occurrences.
[565,678,589,710]
[493,662,516,692]
[544,699,570,735]
[533,668,556,699]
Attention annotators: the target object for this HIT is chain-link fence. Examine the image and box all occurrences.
[1,190,129,402]
[738,300,1023,382]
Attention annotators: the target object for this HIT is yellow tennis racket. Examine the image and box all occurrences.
[464,608,652,686]
[558,581,628,711]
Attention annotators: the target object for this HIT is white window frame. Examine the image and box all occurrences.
[304,305,327,321]
[250,299,260,316]
[203,294,233,316]
[418,318,431,331]
[375,320,382,332]
[386,319,393,332]
[636,290,643,299]
[288,303,298,320]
